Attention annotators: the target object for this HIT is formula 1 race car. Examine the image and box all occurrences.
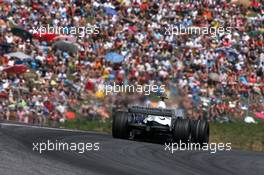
[112,106,209,144]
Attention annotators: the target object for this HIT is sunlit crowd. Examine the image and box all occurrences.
[0,0,263,124]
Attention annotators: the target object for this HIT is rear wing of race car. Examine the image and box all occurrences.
[128,106,184,118]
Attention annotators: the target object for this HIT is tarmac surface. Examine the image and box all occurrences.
[0,122,263,175]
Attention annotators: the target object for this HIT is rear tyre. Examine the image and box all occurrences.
[173,119,191,143]
[112,111,130,139]
[191,120,209,145]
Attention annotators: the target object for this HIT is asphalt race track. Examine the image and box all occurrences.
[0,123,263,175]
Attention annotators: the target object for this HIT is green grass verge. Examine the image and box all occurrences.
[61,119,112,133]
[61,119,264,152]
[210,122,264,152]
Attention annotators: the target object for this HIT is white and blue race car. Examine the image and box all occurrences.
[112,105,209,144]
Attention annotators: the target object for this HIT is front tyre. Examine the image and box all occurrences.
[191,120,209,145]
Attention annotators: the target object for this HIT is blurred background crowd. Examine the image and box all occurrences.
[0,0,263,125]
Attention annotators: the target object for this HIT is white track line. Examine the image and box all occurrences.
[0,122,106,134]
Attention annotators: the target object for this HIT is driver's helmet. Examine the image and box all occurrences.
[159,93,168,100]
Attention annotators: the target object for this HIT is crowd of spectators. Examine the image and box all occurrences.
[0,0,263,125]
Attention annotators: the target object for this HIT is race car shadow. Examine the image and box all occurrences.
[131,133,171,145]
